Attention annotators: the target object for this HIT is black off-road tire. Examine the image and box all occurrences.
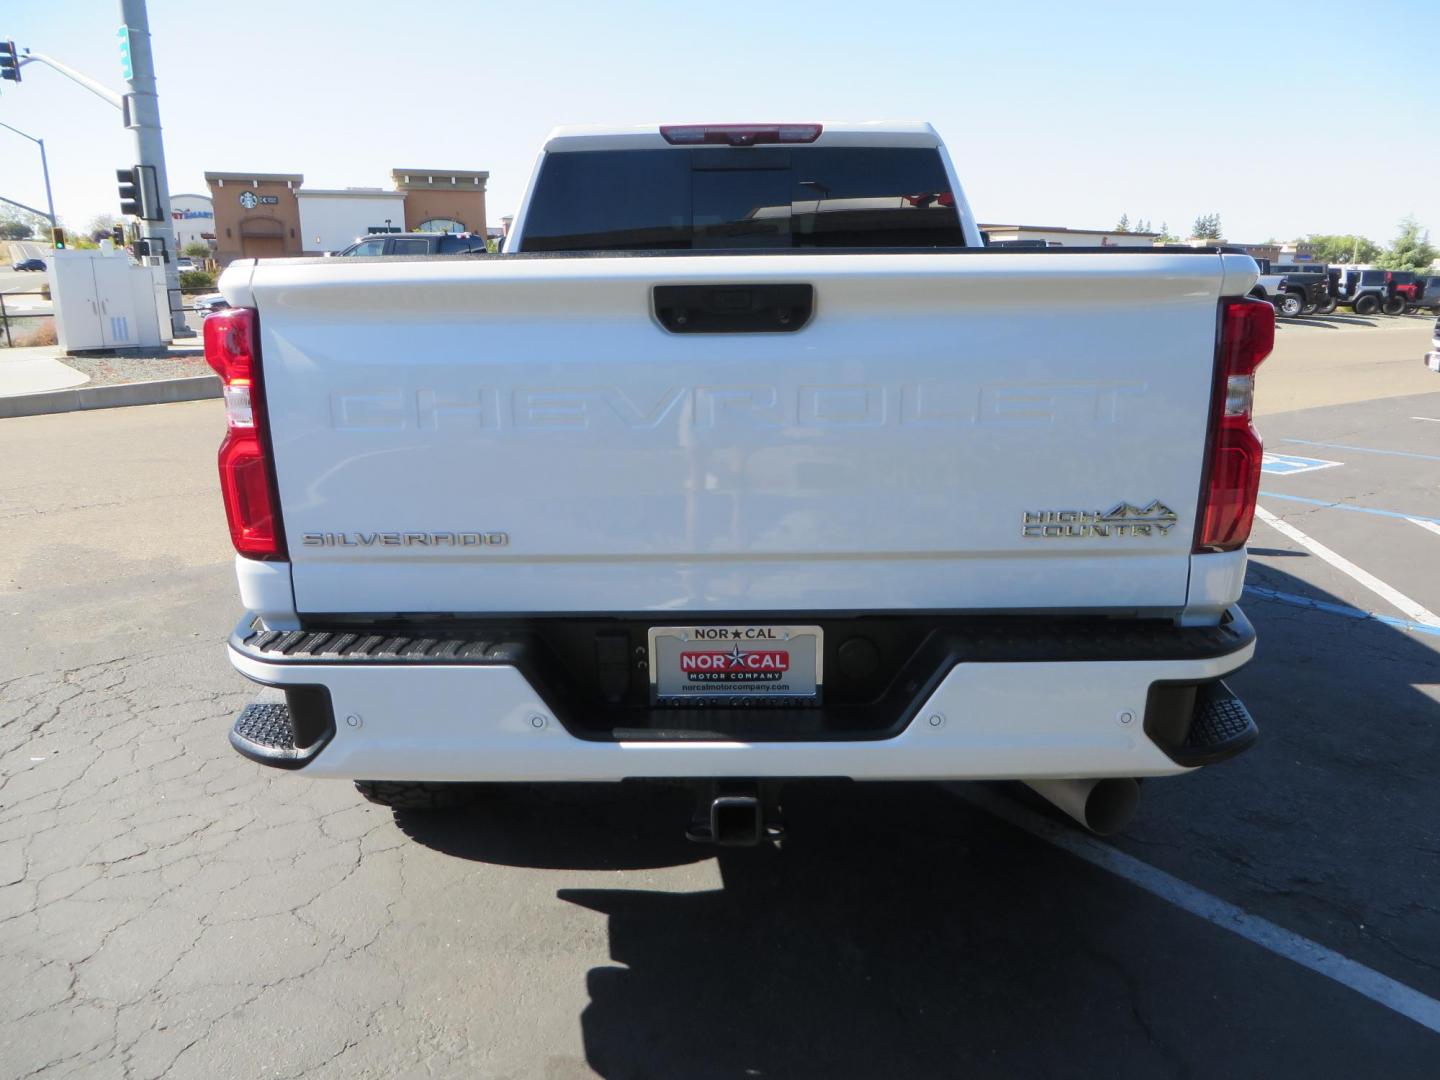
[1382,295,1406,316]
[1302,301,1318,315]
[1352,294,1381,315]
[1314,297,1338,315]
[355,780,485,810]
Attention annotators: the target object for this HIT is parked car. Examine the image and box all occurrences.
[1333,268,1401,315]
[1250,258,1307,317]
[191,292,230,315]
[1388,271,1423,312]
[1419,276,1440,314]
[335,232,489,257]
[204,121,1267,844]
[1271,264,1336,314]
[15,258,46,272]
[176,258,197,273]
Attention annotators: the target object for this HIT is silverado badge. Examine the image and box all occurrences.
[1022,501,1179,539]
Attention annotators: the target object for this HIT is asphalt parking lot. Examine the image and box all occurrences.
[2,315,1438,1078]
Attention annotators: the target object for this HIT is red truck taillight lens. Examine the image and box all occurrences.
[204,308,286,559]
[1196,298,1273,553]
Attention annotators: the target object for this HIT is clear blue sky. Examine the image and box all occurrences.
[3,0,1436,245]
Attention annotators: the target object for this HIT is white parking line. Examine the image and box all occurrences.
[1255,506,1440,627]
[1408,517,1440,540]
[1411,417,1440,423]
[959,786,1440,1035]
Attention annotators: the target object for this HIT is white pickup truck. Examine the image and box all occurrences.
[209,122,1271,843]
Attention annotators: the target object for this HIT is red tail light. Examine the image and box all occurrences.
[204,308,286,559]
[660,123,822,146]
[1196,298,1273,552]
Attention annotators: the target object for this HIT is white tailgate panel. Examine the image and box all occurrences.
[247,252,1227,614]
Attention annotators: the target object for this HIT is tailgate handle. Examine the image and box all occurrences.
[653,284,813,334]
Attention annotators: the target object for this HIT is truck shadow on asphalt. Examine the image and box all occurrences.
[393,563,1440,1077]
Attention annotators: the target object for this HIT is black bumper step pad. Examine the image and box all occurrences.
[1184,685,1259,761]
[228,687,334,770]
[233,619,529,666]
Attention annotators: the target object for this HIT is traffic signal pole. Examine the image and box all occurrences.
[118,0,191,336]
[0,121,57,231]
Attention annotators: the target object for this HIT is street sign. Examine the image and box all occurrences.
[117,26,132,81]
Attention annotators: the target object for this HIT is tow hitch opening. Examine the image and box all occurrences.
[685,781,786,847]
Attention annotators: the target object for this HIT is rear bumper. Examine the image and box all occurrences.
[225,608,1257,782]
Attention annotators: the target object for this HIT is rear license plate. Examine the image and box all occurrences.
[648,625,823,704]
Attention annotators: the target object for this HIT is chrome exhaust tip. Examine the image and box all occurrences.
[1023,777,1140,836]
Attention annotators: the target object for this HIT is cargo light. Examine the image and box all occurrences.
[1195,297,1273,552]
[660,124,822,146]
[204,307,286,559]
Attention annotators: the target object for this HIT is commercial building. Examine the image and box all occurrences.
[205,172,304,263]
[205,168,488,264]
[980,223,1158,247]
[168,193,215,252]
[1235,241,1317,264]
[297,188,407,254]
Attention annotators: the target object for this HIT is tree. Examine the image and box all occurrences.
[1115,213,1130,233]
[1376,217,1437,274]
[85,213,118,242]
[1135,218,1151,234]
[183,241,212,260]
[1155,222,1177,243]
[1192,213,1222,240]
[0,207,45,240]
[1305,234,1381,265]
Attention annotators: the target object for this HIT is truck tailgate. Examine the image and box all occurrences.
[234,251,1254,615]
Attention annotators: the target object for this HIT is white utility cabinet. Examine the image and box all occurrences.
[49,247,173,353]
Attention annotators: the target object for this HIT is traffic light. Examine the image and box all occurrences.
[51,226,66,250]
[117,167,141,216]
[116,164,161,220]
[111,224,125,247]
[0,40,20,83]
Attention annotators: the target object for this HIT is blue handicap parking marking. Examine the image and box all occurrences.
[1261,453,1343,476]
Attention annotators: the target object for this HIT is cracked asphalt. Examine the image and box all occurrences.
[1,317,1438,1078]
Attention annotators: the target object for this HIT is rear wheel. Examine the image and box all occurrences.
[1382,295,1406,316]
[1314,297,1338,315]
[1353,294,1381,315]
[355,780,486,810]
[1278,294,1305,317]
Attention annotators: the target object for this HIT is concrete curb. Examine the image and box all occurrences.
[0,375,221,419]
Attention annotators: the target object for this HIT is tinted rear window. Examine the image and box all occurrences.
[521,147,966,251]
[437,235,485,253]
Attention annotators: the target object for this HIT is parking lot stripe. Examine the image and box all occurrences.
[1244,584,1440,638]
[1259,492,1440,529]
[1274,438,1440,464]
[959,786,1440,1036]
[1255,507,1440,626]
[1410,417,1440,423]
[1408,517,1440,540]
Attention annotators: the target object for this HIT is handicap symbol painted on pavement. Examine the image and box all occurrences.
[1261,453,1343,476]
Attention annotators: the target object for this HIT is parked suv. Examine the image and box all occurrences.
[1419,276,1440,314]
[1334,268,1401,315]
[1388,271,1423,313]
[335,232,490,256]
